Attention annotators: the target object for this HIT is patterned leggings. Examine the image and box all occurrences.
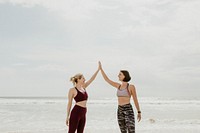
[117,103,135,133]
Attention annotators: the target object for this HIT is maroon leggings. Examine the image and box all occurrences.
[68,105,87,133]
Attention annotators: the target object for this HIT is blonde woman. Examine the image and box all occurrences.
[66,64,100,133]
[99,61,141,133]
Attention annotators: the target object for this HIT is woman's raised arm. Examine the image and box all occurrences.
[99,61,120,88]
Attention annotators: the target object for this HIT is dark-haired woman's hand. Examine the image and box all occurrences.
[137,113,141,122]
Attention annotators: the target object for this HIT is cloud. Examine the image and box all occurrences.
[0,0,200,97]
[12,63,27,66]
[0,0,99,20]
[0,67,17,77]
[33,64,67,72]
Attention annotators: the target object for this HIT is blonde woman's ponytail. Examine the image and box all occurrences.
[70,73,83,86]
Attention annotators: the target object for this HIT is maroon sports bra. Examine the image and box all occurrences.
[74,87,88,102]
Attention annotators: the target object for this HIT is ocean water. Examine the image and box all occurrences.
[0,97,200,133]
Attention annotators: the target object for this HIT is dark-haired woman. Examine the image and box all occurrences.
[99,61,141,133]
[66,63,100,133]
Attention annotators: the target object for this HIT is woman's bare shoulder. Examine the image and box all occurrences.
[69,87,76,93]
[128,84,136,90]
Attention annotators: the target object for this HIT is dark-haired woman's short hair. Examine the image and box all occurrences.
[120,70,131,82]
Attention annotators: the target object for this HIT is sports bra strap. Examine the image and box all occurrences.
[118,85,121,89]
[126,83,131,96]
[118,83,129,89]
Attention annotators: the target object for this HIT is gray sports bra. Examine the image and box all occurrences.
[117,83,130,97]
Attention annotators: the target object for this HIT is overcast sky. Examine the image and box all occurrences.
[0,0,199,99]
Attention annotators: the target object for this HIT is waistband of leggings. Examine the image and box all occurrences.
[118,103,132,108]
[74,105,87,110]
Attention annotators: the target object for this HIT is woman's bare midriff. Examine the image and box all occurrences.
[75,100,87,108]
[118,97,131,105]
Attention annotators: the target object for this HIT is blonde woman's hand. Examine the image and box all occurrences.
[66,118,69,126]
[98,61,102,70]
